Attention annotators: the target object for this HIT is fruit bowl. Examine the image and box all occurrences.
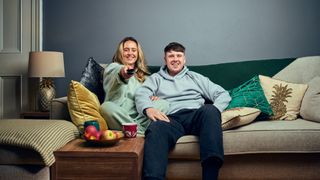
[84,130,124,147]
[85,137,122,147]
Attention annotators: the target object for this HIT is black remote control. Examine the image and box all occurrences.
[127,68,135,75]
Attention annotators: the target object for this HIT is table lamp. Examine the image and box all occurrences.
[28,51,65,111]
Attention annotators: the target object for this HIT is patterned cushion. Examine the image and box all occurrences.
[80,57,105,103]
[226,75,273,118]
[67,80,108,131]
[259,75,308,120]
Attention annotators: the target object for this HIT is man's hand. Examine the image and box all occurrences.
[149,96,160,101]
[145,108,170,122]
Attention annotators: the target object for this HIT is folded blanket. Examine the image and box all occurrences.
[0,119,79,166]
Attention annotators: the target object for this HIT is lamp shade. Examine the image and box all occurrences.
[28,51,65,77]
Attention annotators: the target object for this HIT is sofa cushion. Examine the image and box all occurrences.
[222,107,261,130]
[300,76,320,123]
[273,56,320,84]
[259,75,308,120]
[169,119,320,159]
[223,119,320,154]
[67,80,108,131]
[226,75,273,118]
[80,57,105,103]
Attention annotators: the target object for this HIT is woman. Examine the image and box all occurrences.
[100,37,168,135]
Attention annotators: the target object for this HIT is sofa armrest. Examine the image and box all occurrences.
[50,97,71,121]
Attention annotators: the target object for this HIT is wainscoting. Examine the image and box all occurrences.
[0,74,22,119]
[0,0,41,117]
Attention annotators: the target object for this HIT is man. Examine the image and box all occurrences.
[135,42,231,180]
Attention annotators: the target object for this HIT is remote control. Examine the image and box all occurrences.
[127,68,135,75]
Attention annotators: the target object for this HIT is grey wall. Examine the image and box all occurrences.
[43,0,320,97]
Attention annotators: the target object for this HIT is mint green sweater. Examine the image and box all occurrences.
[100,63,169,135]
[135,65,231,115]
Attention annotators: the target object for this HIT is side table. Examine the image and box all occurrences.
[51,137,144,180]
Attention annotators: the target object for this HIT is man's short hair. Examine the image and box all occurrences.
[164,42,185,53]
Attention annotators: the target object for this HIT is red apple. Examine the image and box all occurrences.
[84,125,99,140]
[85,125,97,134]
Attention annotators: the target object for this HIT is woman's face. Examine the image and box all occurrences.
[122,40,138,67]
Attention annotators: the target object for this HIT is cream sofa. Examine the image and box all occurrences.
[50,56,320,179]
[1,56,319,180]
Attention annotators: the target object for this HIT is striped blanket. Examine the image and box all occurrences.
[0,119,79,166]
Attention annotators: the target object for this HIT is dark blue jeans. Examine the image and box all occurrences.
[143,104,224,180]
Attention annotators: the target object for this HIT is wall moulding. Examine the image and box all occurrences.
[0,74,22,119]
[0,0,22,54]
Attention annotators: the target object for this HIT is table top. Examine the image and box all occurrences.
[55,137,144,157]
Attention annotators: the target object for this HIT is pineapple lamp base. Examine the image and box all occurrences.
[39,78,56,112]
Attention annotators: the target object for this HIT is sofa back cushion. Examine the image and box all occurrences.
[273,56,320,84]
[300,76,320,123]
[149,58,294,90]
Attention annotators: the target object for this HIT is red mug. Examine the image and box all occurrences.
[122,123,137,138]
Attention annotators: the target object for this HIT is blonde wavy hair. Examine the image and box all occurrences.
[112,37,150,82]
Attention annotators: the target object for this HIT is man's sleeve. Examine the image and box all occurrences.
[135,75,159,115]
[197,75,231,112]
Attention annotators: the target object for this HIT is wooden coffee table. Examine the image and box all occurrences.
[51,137,144,180]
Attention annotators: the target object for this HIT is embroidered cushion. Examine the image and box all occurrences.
[259,75,308,120]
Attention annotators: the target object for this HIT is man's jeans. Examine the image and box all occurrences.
[143,104,223,180]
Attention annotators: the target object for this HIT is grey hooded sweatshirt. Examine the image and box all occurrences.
[135,65,231,115]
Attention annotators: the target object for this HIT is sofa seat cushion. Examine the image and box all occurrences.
[169,119,320,160]
[169,135,200,159]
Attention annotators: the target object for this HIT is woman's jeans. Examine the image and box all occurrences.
[143,104,223,180]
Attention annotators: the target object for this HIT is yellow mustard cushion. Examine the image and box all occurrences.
[67,80,108,131]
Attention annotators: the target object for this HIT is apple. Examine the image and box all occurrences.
[113,131,124,139]
[85,125,97,134]
[85,131,101,141]
[101,130,116,140]
[84,125,100,140]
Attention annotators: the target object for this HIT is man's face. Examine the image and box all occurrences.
[164,50,186,76]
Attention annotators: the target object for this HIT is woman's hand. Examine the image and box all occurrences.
[120,65,135,79]
[145,108,170,122]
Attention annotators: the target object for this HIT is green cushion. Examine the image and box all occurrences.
[226,75,273,117]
